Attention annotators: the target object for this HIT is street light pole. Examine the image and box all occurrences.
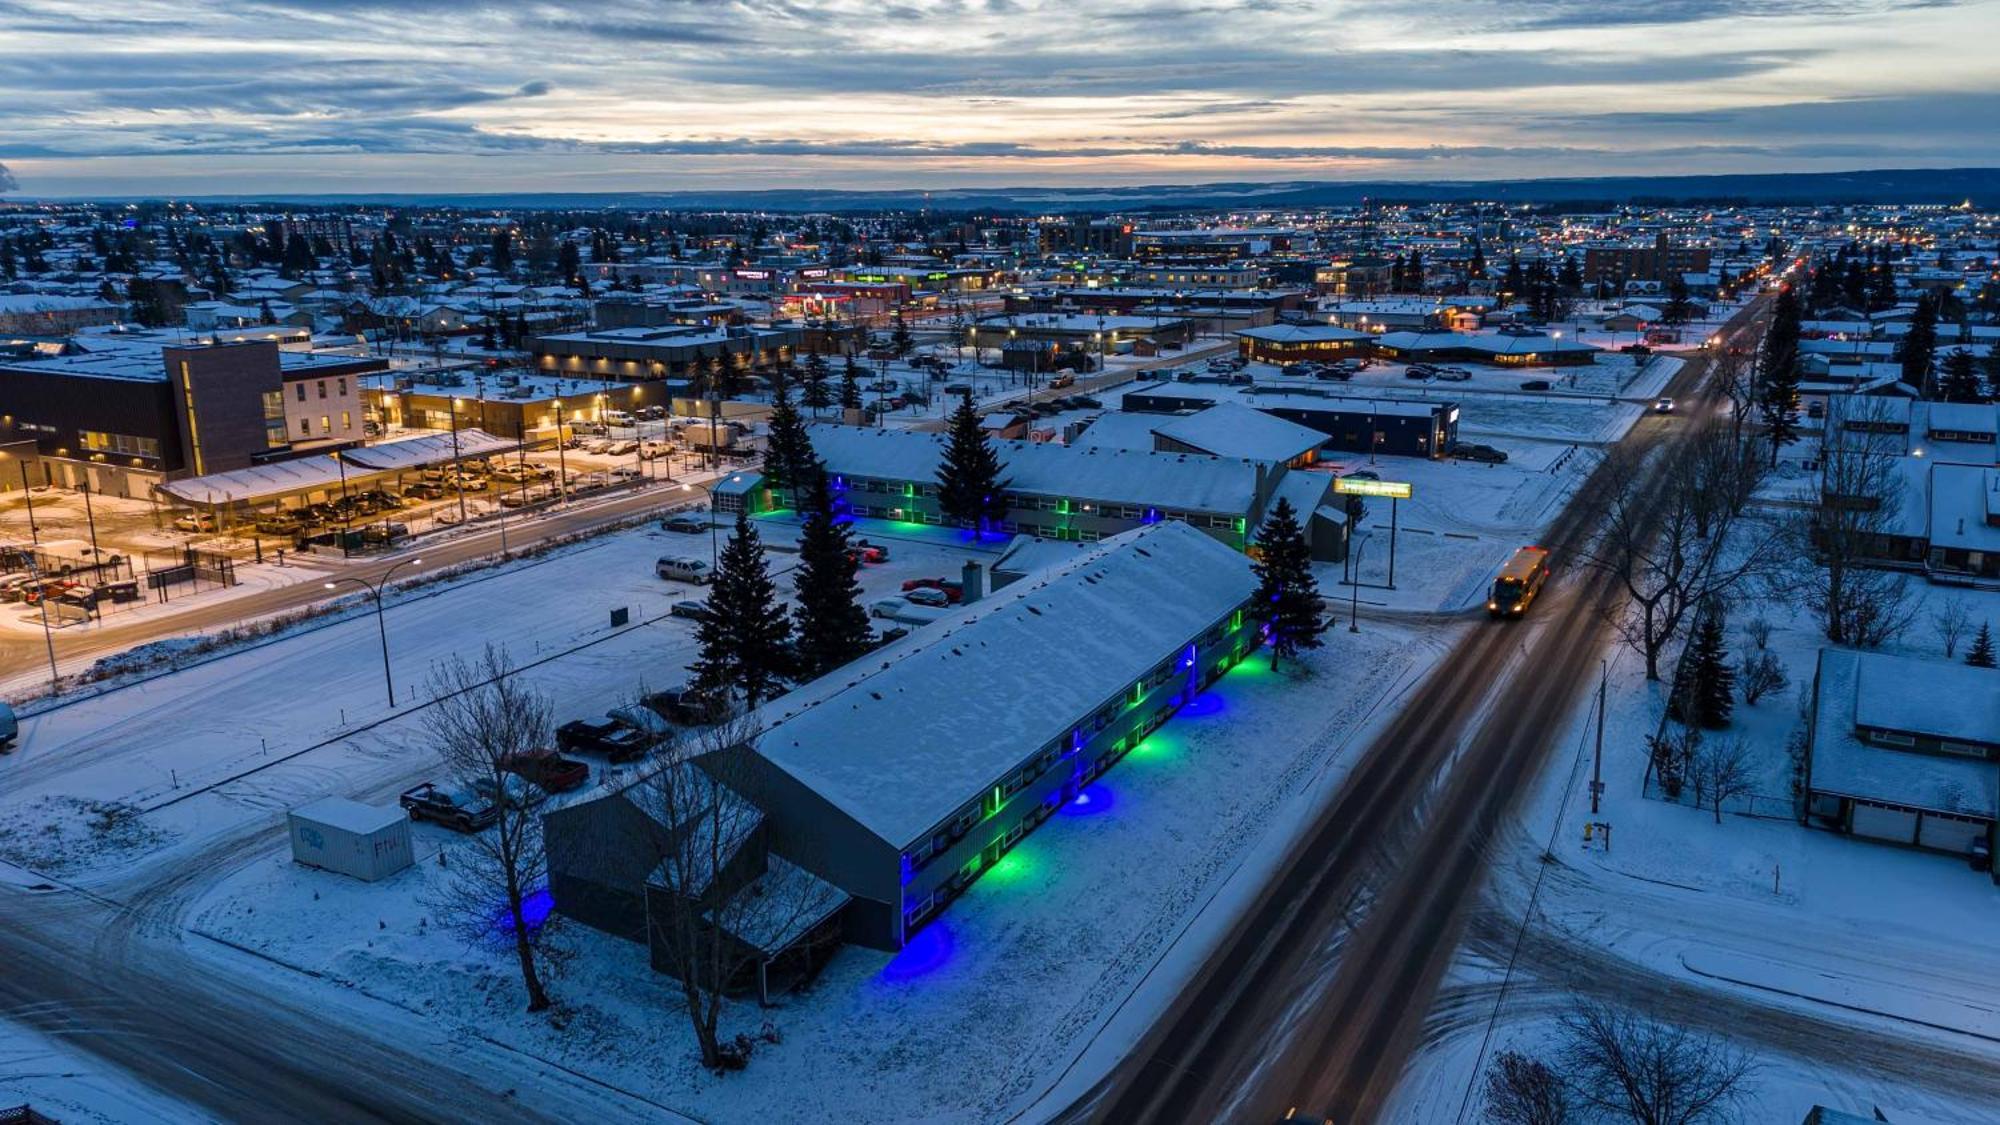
[5,454,40,543]
[26,557,59,694]
[324,555,423,708]
[1349,534,1369,633]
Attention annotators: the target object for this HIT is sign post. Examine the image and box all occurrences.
[1333,477,1412,591]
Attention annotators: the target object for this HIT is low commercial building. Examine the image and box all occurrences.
[762,422,1347,560]
[1803,648,1998,877]
[533,322,806,382]
[1122,379,1459,460]
[970,312,1197,352]
[1373,328,1600,368]
[1234,323,1377,365]
[713,520,1264,948]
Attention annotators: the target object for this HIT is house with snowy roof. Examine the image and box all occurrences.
[1804,649,2000,874]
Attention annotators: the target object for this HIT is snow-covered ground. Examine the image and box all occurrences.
[1382,521,2000,1122]
[185,620,1450,1123]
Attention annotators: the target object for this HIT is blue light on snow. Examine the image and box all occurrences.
[491,887,556,938]
[882,922,955,982]
[1060,783,1116,817]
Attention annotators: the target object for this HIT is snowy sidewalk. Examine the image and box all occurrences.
[1680,948,2000,1043]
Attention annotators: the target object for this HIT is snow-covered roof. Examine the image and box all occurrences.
[290,796,406,836]
[809,423,1272,515]
[1810,649,1999,818]
[702,856,850,956]
[1924,465,2000,554]
[1234,323,1375,344]
[751,521,1257,847]
[1151,402,1327,462]
[340,429,517,472]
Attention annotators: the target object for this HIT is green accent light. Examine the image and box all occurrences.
[903,482,916,498]
[985,849,1036,885]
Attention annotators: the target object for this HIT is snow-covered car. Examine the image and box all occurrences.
[660,513,708,534]
[869,596,912,618]
[902,586,950,608]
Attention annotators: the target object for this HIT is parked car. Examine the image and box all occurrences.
[400,782,500,832]
[403,481,447,500]
[1652,397,1676,414]
[869,596,913,618]
[0,700,16,750]
[1519,379,1553,392]
[657,557,714,584]
[498,491,535,508]
[853,538,889,562]
[669,598,712,621]
[901,577,964,602]
[605,440,638,456]
[253,515,301,535]
[173,513,216,533]
[661,513,709,534]
[500,749,589,792]
[1049,373,1076,389]
[1449,442,1510,464]
[554,718,651,762]
[1433,367,1473,382]
[903,586,950,607]
[641,685,731,726]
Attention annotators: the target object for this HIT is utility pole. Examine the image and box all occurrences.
[1590,659,1607,814]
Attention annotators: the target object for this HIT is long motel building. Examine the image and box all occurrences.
[706,520,1263,948]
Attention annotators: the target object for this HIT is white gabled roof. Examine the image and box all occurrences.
[1810,649,1999,818]
[1151,402,1326,462]
[750,522,1257,848]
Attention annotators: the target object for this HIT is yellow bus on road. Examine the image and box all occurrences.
[1488,546,1551,619]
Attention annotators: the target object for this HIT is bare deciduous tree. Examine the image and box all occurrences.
[1483,1049,1575,1125]
[1738,651,1788,705]
[1578,425,1784,680]
[1559,1003,1755,1125]
[1711,345,1759,443]
[424,645,556,1012]
[640,717,841,1070]
[1794,396,1918,647]
[1931,593,1972,658]
[1690,737,1755,823]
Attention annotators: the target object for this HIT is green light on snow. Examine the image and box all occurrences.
[1129,729,1184,762]
[985,849,1036,885]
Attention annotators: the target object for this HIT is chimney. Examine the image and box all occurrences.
[961,561,985,604]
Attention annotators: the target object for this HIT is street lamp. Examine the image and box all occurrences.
[1349,533,1370,633]
[680,475,743,567]
[25,556,59,694]
[324,555,423,707]
[0,448,38,543]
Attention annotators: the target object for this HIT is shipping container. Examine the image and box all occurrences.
[288,797,413,882]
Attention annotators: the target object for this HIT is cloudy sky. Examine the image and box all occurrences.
[0,0,1995,197]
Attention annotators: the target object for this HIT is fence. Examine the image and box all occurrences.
[138,546,238,607]
[1640,771,1801,821]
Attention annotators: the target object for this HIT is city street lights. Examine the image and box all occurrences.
[324,555,423,707]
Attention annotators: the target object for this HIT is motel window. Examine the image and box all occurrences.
[299,419,310,437]
[337,377,347,396]
[320,415,331,435]
[317,380,327,399]
[295,383,307,402]
[341,411,352,431]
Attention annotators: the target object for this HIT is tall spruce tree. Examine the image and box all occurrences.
[1676,609,1736,729]
[935,396,1009,533]
[839,357,863,410]
[1900,295,1939,395]
[1251,497,1326,669]
[760,381,818,506]
[791,471,875,681]
[689,511,793,706]
[801,352,832,415]
[1758,286,1803,462]
[1939,348,1986,403]
[1967,622,1997,669]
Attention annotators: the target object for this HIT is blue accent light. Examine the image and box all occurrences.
[489,887,556,939]
[1059,783,1116,817]
[882,923,956,982]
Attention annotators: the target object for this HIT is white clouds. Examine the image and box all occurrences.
[0,0,1993,192]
